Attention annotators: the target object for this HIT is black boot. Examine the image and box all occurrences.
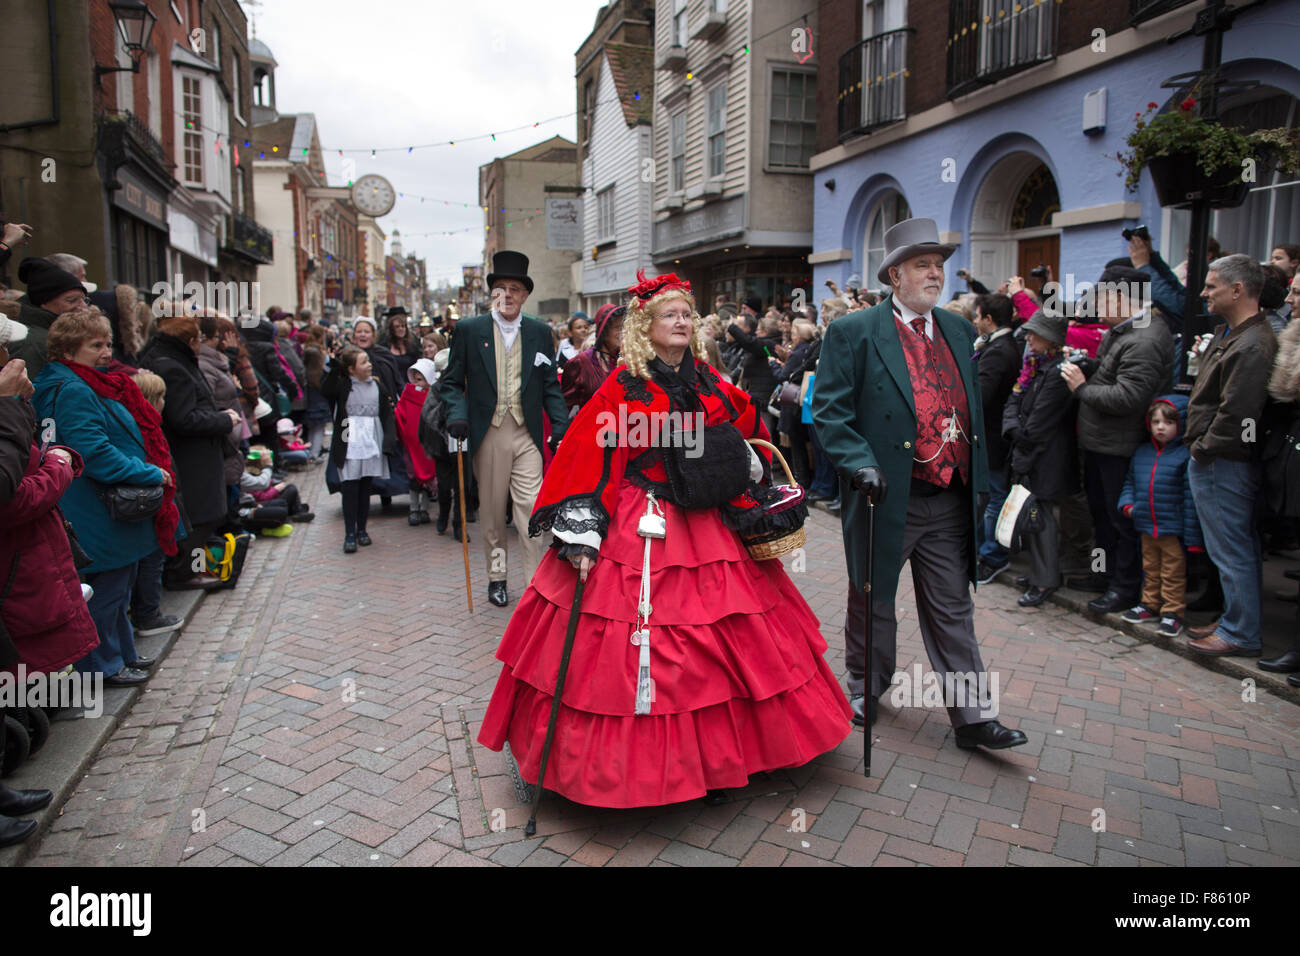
[436,510,449,534]
[0,817,36,848]
[0,783,52,816]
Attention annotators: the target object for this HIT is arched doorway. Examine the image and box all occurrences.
[968,153,1061,294]
[861,189,911,290]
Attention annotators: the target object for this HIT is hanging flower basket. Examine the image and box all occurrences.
[1114,95,1299,210]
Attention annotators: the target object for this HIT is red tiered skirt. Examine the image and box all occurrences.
[477,482,852,809]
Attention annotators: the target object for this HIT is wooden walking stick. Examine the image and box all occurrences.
[525,563,588,836]
[453,436,472,612]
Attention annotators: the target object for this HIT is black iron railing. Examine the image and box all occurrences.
[838,27,912,141]
[97,110,167,167]
[1130,0,1198,25]
[228,211,273,264]
[947,0,1057,98]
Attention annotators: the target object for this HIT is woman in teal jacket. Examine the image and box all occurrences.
[33,309,180,685]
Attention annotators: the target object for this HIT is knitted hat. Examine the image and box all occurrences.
[1021,309,1067,346]
[17,257,85,307]
[0,312,28,346]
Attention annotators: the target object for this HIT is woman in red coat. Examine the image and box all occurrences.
[478,272,851,809]
[0,415,99,677]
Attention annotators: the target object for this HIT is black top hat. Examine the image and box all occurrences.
[487,250,534,294]
[386,305,410,317]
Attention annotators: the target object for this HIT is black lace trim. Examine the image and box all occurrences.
[720,483,809,543]
[528,493,608,539]
[627,471,673,499]
[617,370,653,406]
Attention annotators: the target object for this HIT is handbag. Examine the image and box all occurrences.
[96,483,165,523]
[273,385,292,417]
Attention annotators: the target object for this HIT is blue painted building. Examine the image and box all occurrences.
[810,0,1299,306]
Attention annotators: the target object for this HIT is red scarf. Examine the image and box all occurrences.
[61,361,180,556]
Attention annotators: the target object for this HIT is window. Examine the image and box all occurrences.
[769,70,816,168]
[181,74,203,186]
[583,78,595,145]
[673,0,688,47]
[147,52,161,134]
[711,0,728,11]
[114,31,134,114]
[864,191,911,287]
[597,185,615,242]
[863,0,905,37]
[978,0,1055,78]
[231,52,243,122]
[670,109,686,192]
[707,84,727,178]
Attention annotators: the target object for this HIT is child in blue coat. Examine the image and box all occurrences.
[1118,394,1203,636]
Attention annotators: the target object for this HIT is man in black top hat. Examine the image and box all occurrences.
[438,250,569,607]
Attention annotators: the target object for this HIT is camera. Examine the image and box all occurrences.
[1030,264,1048,280]
[1121,224,1151,242]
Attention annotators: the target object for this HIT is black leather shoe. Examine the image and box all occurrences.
[703,789,728,806]
[0,817,36,848]
[1289,673,1300,689]
[1018,586,1056,607]
[356,531,372,546]
[1014,575,1029,588]
[849,694,878,727]
[955,720,1028,751]
[0,784,52,816]
[1088,588,1135,613]
[343,536,357,554]
[409,512,422,526]
[488,581,508,607]
[104,667,150,687]
[436,513,449,534]
[1066,574,1110,593]
[129,656,157,670]
[419,511,431,525]
[1259,649,1300,673]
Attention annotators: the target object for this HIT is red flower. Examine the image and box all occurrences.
[1180,96,1196,111]
[1147,101,1158,109]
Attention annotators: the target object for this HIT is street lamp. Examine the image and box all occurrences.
[94,0,158,83]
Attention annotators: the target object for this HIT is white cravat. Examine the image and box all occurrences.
[492,309,522,350]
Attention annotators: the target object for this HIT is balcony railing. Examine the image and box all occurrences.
[96,110,168,168]
[1129,0,1198,25]
[838,27,912,142]
[227,211,274,265]
[947,0,1057,98]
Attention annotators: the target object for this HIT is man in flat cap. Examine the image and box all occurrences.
[1060,262,1174,614]
[438,250,568,607]
[813,217,1028,752]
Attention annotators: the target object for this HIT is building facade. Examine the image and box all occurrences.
[811,0,1299,309]
[479,135,581,320]
[650,0,818,310]
[1,0,271,308]
[575,1,656,313]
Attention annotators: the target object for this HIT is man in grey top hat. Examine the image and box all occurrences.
[812,217,1028,752]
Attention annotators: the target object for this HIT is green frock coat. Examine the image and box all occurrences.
[811,294,990,603]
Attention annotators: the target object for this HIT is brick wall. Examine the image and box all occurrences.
[815,0,860,153]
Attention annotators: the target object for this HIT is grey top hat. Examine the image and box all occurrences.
[1021,309,1067,346]
[877,218,956,285]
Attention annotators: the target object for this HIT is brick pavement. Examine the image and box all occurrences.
[20,461,1300,867]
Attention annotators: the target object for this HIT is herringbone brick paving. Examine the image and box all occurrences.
[21,463,1300,866]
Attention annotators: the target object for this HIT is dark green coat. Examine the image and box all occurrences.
[812,295,990,603]
[436,313,568,456]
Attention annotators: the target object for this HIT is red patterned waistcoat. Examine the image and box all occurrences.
[894,310,971,489]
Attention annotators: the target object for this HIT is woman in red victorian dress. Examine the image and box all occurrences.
[477,271,852,809]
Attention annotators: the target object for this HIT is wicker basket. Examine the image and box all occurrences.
[741,438,807,560]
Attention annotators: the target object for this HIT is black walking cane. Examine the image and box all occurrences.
[524,566,588,836]
[863,496,876,778]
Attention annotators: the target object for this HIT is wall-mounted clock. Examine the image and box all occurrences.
[351,174,396,217]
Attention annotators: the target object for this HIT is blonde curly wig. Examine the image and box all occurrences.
[620,288,708,380]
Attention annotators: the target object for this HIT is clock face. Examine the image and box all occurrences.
[352,174,396,217]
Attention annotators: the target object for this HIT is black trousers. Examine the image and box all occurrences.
[341,477,373,536]
[1083,450,1141,597]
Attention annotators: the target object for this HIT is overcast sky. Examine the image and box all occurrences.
[244,0,602,285]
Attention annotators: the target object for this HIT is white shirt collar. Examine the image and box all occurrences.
[892,296,934,339]
[491,309,522,347]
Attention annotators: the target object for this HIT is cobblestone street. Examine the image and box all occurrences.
[20,464,1300,867]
